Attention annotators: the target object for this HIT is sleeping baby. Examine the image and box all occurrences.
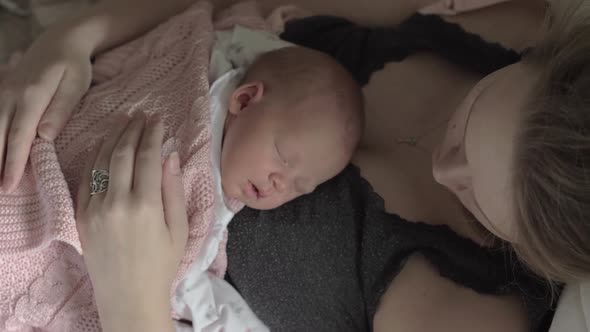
[220,46,363,210]
[0,3,363,330]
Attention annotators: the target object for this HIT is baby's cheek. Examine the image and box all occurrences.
[220,175,236,198]
[281,192,302,206]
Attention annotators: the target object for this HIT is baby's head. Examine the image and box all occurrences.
[221,46,363,210]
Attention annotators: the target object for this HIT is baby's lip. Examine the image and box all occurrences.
[255,185,273,198]
[243,181,259,199]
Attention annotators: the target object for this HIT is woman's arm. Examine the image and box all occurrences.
[374,255,529,332]
[51,0,197,56]
[56,0,438,56]
[257,0,437,25]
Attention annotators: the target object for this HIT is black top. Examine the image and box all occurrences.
[226,14,556,332]
[281,14,522,85]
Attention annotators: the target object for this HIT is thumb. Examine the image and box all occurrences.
[162,152,189,249]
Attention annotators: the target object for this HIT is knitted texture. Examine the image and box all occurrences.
[0,1,274,330]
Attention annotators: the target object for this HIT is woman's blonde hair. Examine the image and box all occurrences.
[514,0,590,282]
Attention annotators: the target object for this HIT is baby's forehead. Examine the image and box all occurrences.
[278,92,345,120]
[273,96,357,180]
[277,109,351,155]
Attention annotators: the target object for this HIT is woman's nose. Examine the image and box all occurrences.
[432,145,471,192]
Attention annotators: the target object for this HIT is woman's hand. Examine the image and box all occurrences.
[0,0,205,193]
[0,28,93,192]
[76,113,189,332]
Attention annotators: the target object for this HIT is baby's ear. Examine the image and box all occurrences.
[228,81,265,116]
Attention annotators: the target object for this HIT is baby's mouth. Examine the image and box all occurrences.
[251,182,260,198]
[244,180,261,200]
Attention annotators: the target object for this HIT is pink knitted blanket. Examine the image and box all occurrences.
[0,1,282,330]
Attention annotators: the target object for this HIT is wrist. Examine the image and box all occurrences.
[97,292,174,332]
[42,0,198,57]
[44,4,114,56]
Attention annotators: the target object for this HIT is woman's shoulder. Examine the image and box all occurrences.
[374,254,529,332]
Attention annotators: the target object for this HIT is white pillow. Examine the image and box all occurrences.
[550,282,590,332]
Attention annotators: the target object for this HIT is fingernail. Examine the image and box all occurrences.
[169,152,181,175]
[148,115,161,126]
[131,111,143,121]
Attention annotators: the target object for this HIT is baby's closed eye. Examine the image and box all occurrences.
[274,142,289,166]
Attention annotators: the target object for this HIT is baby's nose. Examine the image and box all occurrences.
[269,173,288,193]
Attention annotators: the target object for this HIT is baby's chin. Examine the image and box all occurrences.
[243,199,283,211]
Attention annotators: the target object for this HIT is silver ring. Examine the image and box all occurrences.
[90,169,110,195]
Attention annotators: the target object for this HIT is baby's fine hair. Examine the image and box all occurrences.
[242,46,365,150]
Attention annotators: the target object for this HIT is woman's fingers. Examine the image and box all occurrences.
[107,113,146,199]
[38,66,92,141]
[0,98,15,190]
[89,114,133,202]
[77,144,100,217]
[2,65,64,191]
[162,152,188,248]
[132,116,164,199]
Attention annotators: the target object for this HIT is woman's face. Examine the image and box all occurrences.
[433,63,539,243]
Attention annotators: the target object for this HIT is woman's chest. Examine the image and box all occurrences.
[353,55,481,238]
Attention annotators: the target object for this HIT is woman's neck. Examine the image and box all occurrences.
[351,57,485,242]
